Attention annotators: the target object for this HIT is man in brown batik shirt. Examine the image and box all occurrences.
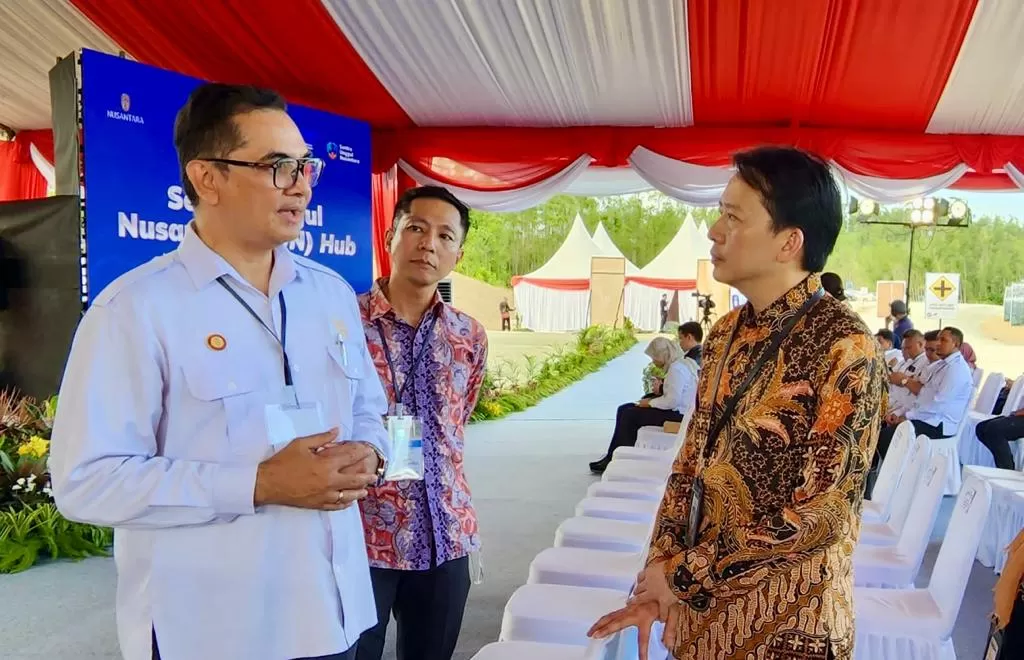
[591,147,886,660]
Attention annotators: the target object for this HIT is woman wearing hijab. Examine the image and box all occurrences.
[821,271,848,303]
[589,337,697,473]
[961,341,978,371]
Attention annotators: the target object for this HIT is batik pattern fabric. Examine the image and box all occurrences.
[358,279,488,571]
[647,274,887,660]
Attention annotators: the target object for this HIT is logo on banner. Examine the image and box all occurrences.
[106,92,145,125]
[326,142,339,160]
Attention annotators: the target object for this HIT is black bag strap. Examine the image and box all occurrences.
[700,288,824,463]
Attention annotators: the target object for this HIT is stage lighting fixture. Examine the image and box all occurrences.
[923,197,936,210]
[950,199,968,220]
[911,198,924,210]
[911,209,923,223]
[922,209,935,224]
[858,199,878,215]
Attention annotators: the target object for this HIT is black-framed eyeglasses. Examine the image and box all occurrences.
[200,157,324,189]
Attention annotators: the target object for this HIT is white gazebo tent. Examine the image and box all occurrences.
[591,221,639,274]
[623,214,702,331]
[512,214,604,332]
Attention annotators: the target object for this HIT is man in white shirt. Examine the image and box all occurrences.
[886,329,928,417]
[50,83,389,660]
[875,326,974,463]
[875,329,904,371]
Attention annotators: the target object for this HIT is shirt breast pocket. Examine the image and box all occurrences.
[178,349,268,461]
[326,343,364,439]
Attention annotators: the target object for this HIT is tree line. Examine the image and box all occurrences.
[456,194,1024,304]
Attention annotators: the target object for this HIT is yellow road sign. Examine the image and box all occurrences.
[930,276,956,301]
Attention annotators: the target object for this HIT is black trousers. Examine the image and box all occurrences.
[601,403,683,459]
[501,317,511,331]
[356,556,471,660]
[976,415,1024,471]
[867,419,946,499]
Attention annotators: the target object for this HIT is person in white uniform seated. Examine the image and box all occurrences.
[589,337,697,474]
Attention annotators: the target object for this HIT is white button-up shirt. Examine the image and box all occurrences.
[906,351,974,436]
[49,225,389,660]
[649,358,698,415]
[888,351,930,416]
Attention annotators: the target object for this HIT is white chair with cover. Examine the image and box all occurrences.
[586,480,665,502]
[976,476,1024,571]
[499,584,627,647]
[863,421,914,524]
[928,397,973,495]
[854,454,948,588]
[601,459,671,486]
[554,517,651,554]
[470,641,591,660]
[958,371,1011,468]
[853,478,992,660]
[575,497,660,524]
[528,547,642,592]
[859,434,932,546]
[634,410,691,451]
[611,445,677,464]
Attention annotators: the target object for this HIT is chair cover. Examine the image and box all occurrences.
[854,455,948,588]
[978,479,1024,571]
[611,446,676,464]
[930,435,962,495]
[634,427,676,451]
[854,478,992,660]
[554,516,651,554]
[957,409,1001,469]
[601,459,671,485]
[499,584,627,646]
[586,480,665,502]
[575,496,660,523]
[528,547,642,592]
[860,435,932,546]
[471,641,589,660]
[863,421,913,523]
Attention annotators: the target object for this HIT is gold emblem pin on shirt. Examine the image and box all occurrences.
[206,333,227,351]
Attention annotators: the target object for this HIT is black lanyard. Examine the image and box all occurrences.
[700,288,824,464]
[217,276,293,386]
[375,312,439,413]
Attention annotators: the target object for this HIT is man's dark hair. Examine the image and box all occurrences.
[173,83,287,205]
[875,329,894,344]
[678,321,703,343]
[393,186,471,242]
[732,147,842,272]
[924,330,940,341]
[941,326,964,346]
[902,329,924,342]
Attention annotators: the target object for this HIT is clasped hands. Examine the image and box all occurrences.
[588,561,683,659]
[254,428,381,511]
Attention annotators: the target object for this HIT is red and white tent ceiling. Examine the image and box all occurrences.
[7,0,1024,204]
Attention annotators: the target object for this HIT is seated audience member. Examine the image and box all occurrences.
[960,341,978,371]
[994,378,1016,415]
[887,329,928,417]
[975,402,1024,471]
[875,329,903,370]
[876,326,973,462]
[589,337,697,474]
[922,329,940,367]
[676,320,704,366]
[821,271,848,304]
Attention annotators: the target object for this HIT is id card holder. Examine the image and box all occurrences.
[265,386,326,451]
[686,476,705,548]
[384,412,425,481]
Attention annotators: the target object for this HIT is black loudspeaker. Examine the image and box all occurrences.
[0,196,82,399]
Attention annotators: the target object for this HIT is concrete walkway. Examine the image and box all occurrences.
[0,344,998,659]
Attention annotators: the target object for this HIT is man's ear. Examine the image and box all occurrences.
[385,228,397,254]
[185,160,220,206]
[777,228,806,265]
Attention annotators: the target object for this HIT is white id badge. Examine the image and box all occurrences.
[264,399,325,450]
[384,415,424,481]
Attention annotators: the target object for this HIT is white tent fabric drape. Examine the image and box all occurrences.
[1005,162,1024,189]
[831,162,969,204]
[564,167,653,197]
[0,0,123,131]
[628,147,733,206]
[324,0,693,127]
[28,142,55,192]
[926,0,1024,134]
[398,155,594,212]
[512,283,590,333]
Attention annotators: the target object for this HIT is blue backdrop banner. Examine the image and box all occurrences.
[79,49,372,298]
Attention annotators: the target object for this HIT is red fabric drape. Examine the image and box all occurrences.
[0,136,48,202]
[71,0,411,129]
[373,126,1024,190]
[509,277,590,290]
[686,0,978,131]
[404,156,589,191]
[370,167,417,279]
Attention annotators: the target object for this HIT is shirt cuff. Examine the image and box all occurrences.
[214,463,258,515]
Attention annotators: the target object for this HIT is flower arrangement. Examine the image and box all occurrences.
[0,389,113,573]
